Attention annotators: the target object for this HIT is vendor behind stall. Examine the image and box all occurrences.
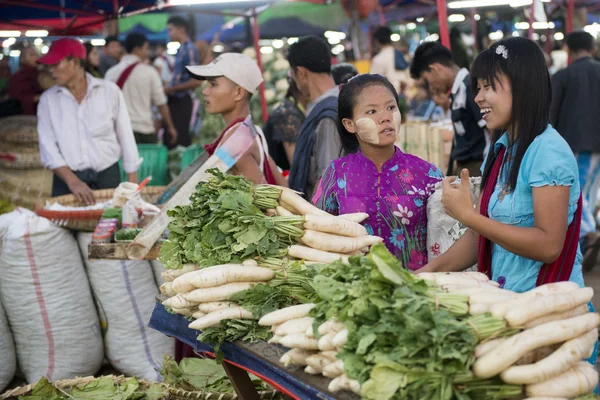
[36,38,141,204]
[186,53,285,186]
[421,37,585,293]
[313,74,444,270]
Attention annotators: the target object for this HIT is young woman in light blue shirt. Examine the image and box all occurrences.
[420,35,597,376]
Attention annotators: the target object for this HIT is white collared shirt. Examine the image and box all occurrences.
[37,73,142,174]
[105,54,167,134]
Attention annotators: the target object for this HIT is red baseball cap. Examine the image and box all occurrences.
[37,38,86,65]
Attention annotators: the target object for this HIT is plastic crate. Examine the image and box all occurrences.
[119,144,169,186]
[180,144,204,172]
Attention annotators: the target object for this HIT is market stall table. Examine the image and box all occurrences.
[149,302,360,400]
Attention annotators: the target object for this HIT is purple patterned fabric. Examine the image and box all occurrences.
[313,147,443,270]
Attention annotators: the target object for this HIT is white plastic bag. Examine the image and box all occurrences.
[77,233,173,381]
[0,209,103,383]
[0,296,16,392]
[427,178,481,269]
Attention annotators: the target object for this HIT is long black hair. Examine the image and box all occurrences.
[471,37,552,192]
[338,74,399,154]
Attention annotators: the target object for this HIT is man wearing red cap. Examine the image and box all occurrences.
[36,38,141,205]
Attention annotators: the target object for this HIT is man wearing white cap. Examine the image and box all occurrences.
[186,53,285,185]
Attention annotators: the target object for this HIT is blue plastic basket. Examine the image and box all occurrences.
[120,144,169,186]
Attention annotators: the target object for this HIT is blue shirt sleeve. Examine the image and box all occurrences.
[526,131,578,188]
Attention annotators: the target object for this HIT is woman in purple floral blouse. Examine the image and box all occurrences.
[312,74,444,270]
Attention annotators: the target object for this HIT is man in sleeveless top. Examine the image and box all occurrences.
[186,53,285,185]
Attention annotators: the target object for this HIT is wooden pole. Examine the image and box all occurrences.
[566,0,574,33]
[528,0,535,39]
[251,9,268,124]
[437,0,451,49]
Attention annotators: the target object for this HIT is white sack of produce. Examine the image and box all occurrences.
[426,177,481,266]
[0,209,103,383]
[0,296,16,392]
[77,233,174,381]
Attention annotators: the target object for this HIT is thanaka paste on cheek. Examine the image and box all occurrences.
[393,111,402,136]
[355,118,380,145]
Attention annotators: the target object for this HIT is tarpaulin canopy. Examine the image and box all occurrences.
[0,0,161,35]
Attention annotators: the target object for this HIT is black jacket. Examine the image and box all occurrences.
[550,57,600,153]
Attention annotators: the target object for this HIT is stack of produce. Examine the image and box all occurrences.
[261,245,600,399]
[0,115,52,209]
[160,169,382,270]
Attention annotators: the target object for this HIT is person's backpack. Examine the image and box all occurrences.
[394,49,409,71]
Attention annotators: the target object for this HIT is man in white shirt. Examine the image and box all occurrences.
[37,38,141,204]
[370,26,408,92]
[105,33,177,145]
[153,43,173,86]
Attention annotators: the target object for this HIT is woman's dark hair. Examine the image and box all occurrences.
[471,37,552,193]
[332,63,358,85]
[338,74,399,154]
[83,43,98,75]
[285,77,301,103]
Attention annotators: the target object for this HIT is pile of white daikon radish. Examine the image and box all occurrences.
[424,272,600,399]
[258,304,360,395]
[159,260,272,328]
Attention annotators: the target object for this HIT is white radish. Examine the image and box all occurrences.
[418,272,490,286]
[526,362,599,398]
[323,359,345,378]
[190,266,274,288]
[275,317,314,336]
[192,311,207,319]
[491,282,581,318]
[469,291,518,304]
[504,287,594,327]
[258,304,316,326]
[303,214,368,237]
[501,329,599,384]
[164,264,198,280]
[162,294,198,309]
[332,329,349,348]
[242,259,258,266]
[441,284,508,295]
[183,282,253,303]
[160,282,177,297]
[268,335,283,344]
[469,303,492,315]
[161,272,174,282]
[474,338,506,358]
[522,398,568,400]
[287,244,349,264]
[278,333,319,350]
[276,206,294,217]
[188,306,254,330]
[318,320,345,336]
[198,301,238,314]
[279,188,329,216]
[306,352,337,371]
[300,230,383,254]
[318,332,336,351]
[305,366,320,375]
[265,208,277,217]
[525,304,590,329]
[473,313,600,379]
[279,348,315,367]
[170,307,196,317]
[329,374,361,394]
[306,326,315,338]
[339,213,370,223]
